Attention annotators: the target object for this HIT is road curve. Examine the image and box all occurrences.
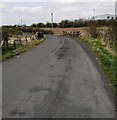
[3,36,115,118]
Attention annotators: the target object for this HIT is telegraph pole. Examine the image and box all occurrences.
[51,12,53,28]
[93,9,95,20]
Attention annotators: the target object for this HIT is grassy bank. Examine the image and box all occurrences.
[2,38,45,61]
[79,37,117,93]
[0,53,1,62]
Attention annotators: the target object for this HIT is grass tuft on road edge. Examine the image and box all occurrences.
[1,38,45,62]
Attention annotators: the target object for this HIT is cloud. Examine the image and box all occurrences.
[10,6,43,13]
[1,2,115,25]
[0,0,116,2]
[0,3,6,8]
[62,6,79,12]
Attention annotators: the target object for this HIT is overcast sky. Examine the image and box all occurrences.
[0,0,116,25]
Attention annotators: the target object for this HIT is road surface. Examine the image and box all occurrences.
[3,36,115,118]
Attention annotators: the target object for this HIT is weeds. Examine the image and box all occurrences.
[2,38,45,61]
[80,37,117,93]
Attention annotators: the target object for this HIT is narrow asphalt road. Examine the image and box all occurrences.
[3,36,115,118]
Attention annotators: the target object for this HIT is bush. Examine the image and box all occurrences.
[87,21,98,38]
[102,20,117,51]
[111,20,117,49]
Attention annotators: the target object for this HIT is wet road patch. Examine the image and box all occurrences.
[50,65,54,68]
[10,107,26,117]
[29,87,42,93]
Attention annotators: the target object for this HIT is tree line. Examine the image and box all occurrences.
[3,19,116,29]
[30,19,116,28]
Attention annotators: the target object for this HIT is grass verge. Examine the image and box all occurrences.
[0,53,1,62]
[78,37,117,93]
[1,38,45,62]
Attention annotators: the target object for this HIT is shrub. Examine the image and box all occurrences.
[87,21,98,38]
[102,20,117,51]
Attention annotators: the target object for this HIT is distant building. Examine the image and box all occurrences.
[91,14,117,20]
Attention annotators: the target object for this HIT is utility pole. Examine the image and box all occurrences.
[93,9,95,20]
[51,12,53,28]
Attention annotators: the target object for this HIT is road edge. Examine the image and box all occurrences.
[67,36,115,107]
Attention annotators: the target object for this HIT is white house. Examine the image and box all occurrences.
[92,14,117,20]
